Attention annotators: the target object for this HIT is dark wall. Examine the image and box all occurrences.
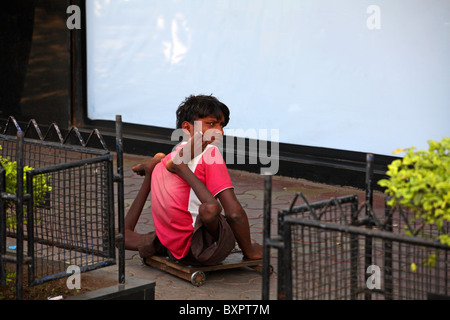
[0,0,71,128]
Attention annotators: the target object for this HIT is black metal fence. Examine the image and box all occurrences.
[0,116,125,299]
[262,155,449,300]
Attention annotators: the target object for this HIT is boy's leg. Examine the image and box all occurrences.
[187,213,236,265]
[124,153,165,251]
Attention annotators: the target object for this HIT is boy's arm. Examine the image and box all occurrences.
[166,148,223,239]
[217,188,263,260]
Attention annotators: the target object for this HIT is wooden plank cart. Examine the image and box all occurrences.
[144,251,270,286]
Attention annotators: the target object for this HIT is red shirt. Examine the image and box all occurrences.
[150,143,233,259]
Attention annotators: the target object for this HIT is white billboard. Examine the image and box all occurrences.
[86,0,450,156]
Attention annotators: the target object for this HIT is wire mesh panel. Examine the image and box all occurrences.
[278,195,360,300]
[284,217,449,300]
[0,136,108,234]
[27,156,115,284]
[385,236,448,299]
[0,117,124,294]
[288,223,359,300]
[275,189,450,300]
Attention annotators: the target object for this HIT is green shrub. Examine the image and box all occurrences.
[0,146,52,229]
[378,137,450,246]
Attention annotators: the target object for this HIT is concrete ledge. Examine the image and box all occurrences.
[65,277,155,300]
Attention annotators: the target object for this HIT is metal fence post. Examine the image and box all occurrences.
[26,170,35,287]
[115,115,125,284]
[262,175,272,300]
[282,220,292,300]
[350,198,359,299]
[0,165,5,286]
[16,131,24,300]
[384,198,393,300]
[364,153,374,300]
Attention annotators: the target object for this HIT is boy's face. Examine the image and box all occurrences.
[182,114,225,143]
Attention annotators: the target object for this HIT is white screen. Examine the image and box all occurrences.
[86,0,450,156]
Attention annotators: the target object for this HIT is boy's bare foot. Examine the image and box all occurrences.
[132,153,165,176]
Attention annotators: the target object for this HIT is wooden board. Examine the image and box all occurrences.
[144,252,268,286]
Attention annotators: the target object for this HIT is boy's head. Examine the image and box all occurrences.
[176,95,230,131]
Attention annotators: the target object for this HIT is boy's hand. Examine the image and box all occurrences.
[168,131,204,172]
[203,129,223,148]
[244,243,263,260]
[169,130,222,173]
[132,153,165,176]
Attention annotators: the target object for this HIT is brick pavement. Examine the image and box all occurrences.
[99,152,386,300]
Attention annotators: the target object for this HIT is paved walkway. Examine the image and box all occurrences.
[98,152,386,300]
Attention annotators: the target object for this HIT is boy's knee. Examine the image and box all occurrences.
[225,210,245,225]
[199,202,221,224]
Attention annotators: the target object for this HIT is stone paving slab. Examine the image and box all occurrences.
[110,153,385,300]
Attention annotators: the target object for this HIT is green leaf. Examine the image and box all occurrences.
[378,137,450,246]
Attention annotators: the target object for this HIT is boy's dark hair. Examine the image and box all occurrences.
[176,94,230,129]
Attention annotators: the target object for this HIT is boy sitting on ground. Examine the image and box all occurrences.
[124,94,262,265]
